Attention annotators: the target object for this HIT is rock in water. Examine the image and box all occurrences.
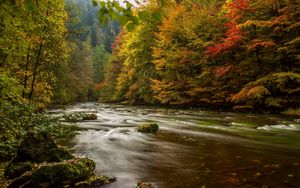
[74,176,117,188]
[137,123,159,133]
[136,181,157,188]
[82,113,97,120]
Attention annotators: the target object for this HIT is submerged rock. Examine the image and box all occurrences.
[137,123,159,133]
[74,175,116,188]
[136,181,157,188]
[82,113,98,120]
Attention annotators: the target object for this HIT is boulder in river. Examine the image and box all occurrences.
[74,175,117,188]
[137,123,159,133]
[136,181,157,188]
[82,113,98,120]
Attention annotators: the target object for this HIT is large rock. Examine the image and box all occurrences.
[5,130,115,188]
[7,158,95,188]
[82,113,97,120]
[9,130,73,163]
[137,123,159,133]
[136,181,157,188]
[74,175,117,188]
[5,131,74,179]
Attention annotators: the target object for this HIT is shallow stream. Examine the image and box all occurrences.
[52,103,300,188]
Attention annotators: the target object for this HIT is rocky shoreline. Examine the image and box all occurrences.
[3,131,115,188]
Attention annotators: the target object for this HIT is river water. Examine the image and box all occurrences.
[55,103,300,188]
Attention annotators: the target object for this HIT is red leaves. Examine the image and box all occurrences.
[205,23,242,56]
[205,0,249,57]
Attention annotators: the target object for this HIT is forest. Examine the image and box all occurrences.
[98,0,300,113]
[0,0,299,188]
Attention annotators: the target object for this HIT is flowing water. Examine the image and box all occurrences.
[52,103,300,188]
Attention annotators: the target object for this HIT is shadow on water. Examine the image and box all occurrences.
[52,103,300,188]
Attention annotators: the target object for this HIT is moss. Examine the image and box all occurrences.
[13,130,58,162]
[12,131,74,163]
[4,131,116,188]
[137,123,159,133]
[136,181,157,188]
[82,114,97,120]
[50,145,74,161]
[1,162,11,187]
[4,161,33,179]
[73,175,116,188]
[5,131,74,179]
[8,158,95,188]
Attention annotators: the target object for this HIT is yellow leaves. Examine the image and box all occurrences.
[247,86,270,99]
[186,87,211,97]
[125,83,139,100]
[246,39,275,51]
[160,4,185,34]
[285,37,300,46]
[231,86,270,103]
[232,72,300,107]
[238,20,272,29]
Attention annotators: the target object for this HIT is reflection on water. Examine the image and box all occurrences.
[53,103,300,188]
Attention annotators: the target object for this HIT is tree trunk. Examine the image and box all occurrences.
[28,43,43,100]
[22,45,31,98]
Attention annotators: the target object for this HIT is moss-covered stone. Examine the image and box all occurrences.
[5,130,115,188]
[10,131,74,163]
[4,162,33,179]
[5,131,74,179]
[82,113,97,120]
[8,158,95,188]
[137,123,159,133]
[73,175,116,188]
[136,181,157,188]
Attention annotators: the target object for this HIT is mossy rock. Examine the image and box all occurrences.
[4,161,33,179]
[8,158,95,188]
[137,123,159,133]
[10,131,74,163]
[82,113,97,120]
[5,131,74,179]
[136,181,157,188]
[73,175,116,188]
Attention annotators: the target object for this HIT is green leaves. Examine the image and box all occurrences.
[23,0,37,12]
[96,0,162,32]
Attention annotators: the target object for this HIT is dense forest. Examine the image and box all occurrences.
[98,0,300,114]
[0,0,119,160]
[0,0,299,187]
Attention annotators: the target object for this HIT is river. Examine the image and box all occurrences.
[53,103,300,188]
